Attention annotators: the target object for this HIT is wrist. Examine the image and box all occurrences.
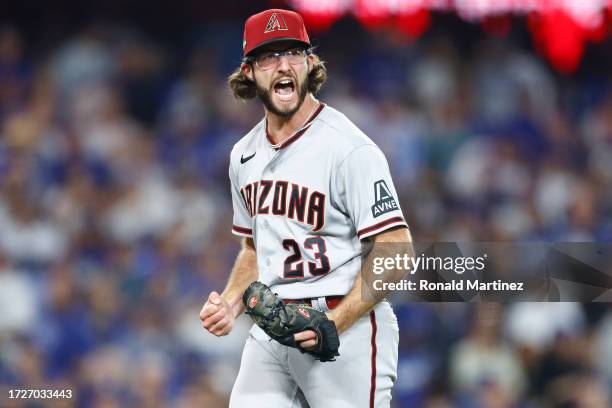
[222,292,245,318]
[231,301,245,318]
[326,310,347,333]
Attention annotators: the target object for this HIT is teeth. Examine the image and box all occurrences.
[278,80,293,86]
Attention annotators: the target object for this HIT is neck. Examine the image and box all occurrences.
[266,94,319,146]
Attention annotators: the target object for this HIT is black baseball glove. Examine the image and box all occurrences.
[243,281,340,362]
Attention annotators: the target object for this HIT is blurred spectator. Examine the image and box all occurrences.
[0,182,67,265]
[0,25,31,120]
[504,303,586,353]
[594,312,612,387]
[50,26,115,103]
[450,304,526,405]
[0,254,37,335]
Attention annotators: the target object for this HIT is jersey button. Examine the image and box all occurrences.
[265,258,271,266]
[263,220,269,229]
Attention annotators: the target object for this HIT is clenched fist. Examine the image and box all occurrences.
[200,291,235,336]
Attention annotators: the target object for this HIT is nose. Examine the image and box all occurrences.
[276,54,291,72]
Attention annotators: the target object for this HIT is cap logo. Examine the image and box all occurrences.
[264,12,289,33]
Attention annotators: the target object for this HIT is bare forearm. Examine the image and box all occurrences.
[328,226,413,333]
[221,238,258,317]
[327,273,372,333]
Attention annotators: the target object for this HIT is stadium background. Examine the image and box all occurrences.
[1,0,611,406]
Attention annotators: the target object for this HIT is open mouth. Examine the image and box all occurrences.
[273,78,296,101]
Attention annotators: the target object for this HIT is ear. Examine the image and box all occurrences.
[307,54,316,74]
[241,62,254,81]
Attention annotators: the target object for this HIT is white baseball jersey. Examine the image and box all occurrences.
[229,103,407,299]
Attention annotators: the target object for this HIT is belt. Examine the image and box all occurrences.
[282,295,344,310]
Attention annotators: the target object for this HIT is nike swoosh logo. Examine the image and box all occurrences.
[240,152,256,164]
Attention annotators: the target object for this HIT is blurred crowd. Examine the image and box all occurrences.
[0,14,610,408]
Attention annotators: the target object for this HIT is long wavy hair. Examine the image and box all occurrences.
[227,53,327,100]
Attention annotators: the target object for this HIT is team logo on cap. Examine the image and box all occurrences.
[264,12,289,33]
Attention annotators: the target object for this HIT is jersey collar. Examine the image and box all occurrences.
[265,102,325,151]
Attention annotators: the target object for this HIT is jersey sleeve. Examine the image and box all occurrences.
[229,161,253,238]
[337,144,407,240]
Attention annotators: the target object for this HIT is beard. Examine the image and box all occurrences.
[254,75,309,118]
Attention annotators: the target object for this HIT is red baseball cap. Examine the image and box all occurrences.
[243,9,310,57]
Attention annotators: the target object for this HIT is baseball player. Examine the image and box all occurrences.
[200,8,412,408]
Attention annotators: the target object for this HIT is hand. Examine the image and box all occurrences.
[200,291,235,336]
[294,330,318,350]
[294,311,335,349]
